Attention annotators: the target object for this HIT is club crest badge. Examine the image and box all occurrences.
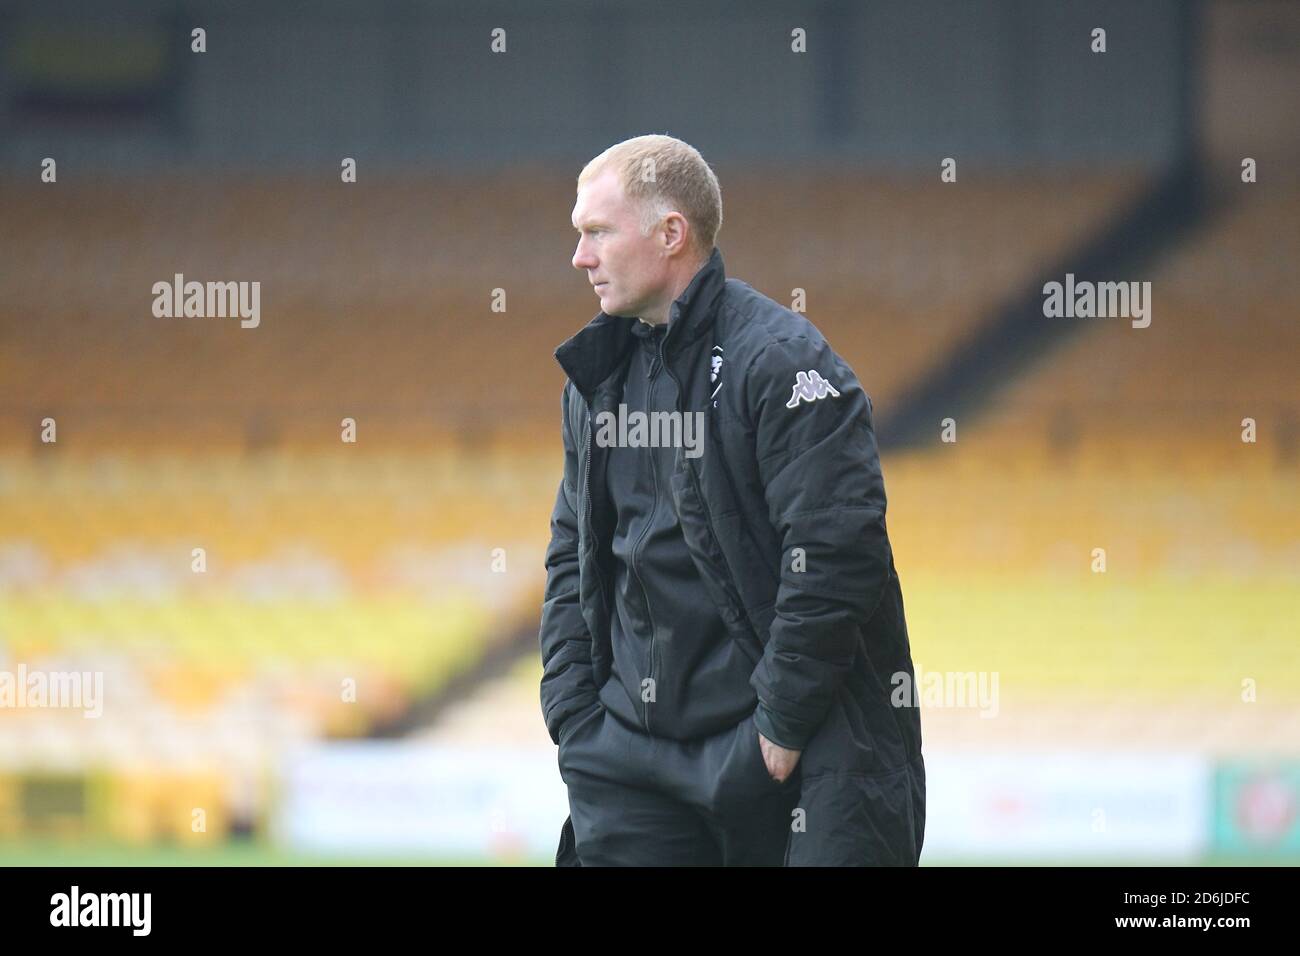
[710,345,724,406]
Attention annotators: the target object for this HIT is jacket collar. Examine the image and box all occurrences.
[555,246,726,398]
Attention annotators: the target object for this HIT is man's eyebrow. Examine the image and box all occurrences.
[573,217,611,231]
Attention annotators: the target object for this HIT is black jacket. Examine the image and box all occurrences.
[539,246,926,865]
[599,317,757,740]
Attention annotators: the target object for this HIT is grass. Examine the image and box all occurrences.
[2,841,1295,867]
[0,840,549,867]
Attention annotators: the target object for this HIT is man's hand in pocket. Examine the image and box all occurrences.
[758,731,802,784]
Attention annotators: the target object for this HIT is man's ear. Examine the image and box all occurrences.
[661,212,691,256]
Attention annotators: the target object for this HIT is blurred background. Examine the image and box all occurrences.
[0,0,1296,865]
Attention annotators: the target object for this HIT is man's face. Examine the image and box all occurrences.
[571,169,669,319]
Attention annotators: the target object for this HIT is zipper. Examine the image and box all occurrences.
[628,338,663,735]
[582,405,610,675]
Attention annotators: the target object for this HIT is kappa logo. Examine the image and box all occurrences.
[785,369,840,408]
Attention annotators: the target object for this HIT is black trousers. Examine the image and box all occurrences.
[556,703,802,866]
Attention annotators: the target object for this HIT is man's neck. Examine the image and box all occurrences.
[638,253,709,327]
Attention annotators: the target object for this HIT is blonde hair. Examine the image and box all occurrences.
[577,134,722,259]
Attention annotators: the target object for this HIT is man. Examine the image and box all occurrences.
[539,134,925,866]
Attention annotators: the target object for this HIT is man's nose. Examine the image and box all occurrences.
[572,238,596,271]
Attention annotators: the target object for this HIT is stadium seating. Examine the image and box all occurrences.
[3,168,1294,844]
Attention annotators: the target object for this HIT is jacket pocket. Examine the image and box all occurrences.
[557,700,604,776]
[796,684,879,777]
[710,712,798,815]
